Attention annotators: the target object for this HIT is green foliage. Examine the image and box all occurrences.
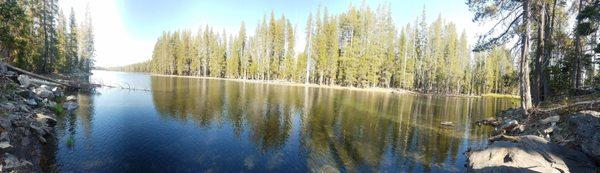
[0,1,94,75]
[66,135,74,147]
[54,102,64,115]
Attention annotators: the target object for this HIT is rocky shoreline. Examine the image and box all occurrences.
[466,94,600,172]
[0,68,80,172]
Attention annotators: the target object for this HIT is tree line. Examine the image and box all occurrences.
[114,4,518,96]
[468,0,599,111]
[0,0,95,75]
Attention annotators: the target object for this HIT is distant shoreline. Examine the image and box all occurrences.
[151,73,416,95]
[142,72,519,99]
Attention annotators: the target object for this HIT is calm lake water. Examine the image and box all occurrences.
[42,70,517,172]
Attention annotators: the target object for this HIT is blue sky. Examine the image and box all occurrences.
[61,0,478,67]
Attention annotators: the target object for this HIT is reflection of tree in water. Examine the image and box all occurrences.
[301,92,516,172]
[76,93,95,143]
[41,92,96,172]
[150,76,294,151]
[149,76,517,171]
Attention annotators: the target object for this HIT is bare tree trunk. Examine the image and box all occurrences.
[520,0,534,112]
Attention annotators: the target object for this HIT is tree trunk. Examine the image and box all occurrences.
[542,0,557,100]
[533,3,545,105]
[573,0,584,89]
[520,0,534,112]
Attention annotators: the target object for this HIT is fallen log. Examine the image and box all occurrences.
[489,134,520,143]
[4,62,75,88]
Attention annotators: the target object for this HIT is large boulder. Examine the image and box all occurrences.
[468,135,597,173]
[16,75,31,88]
[568,110,600,164]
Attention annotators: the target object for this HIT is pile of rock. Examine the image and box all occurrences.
[0,73,79,172]
[468,105,600,172]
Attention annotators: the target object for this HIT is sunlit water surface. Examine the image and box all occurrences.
[41,70,517,172]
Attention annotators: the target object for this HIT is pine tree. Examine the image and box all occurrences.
[80,4,94,74]
[67,8,79,74]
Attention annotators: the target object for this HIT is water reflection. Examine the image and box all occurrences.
[47,71,516,172]
[148,75,514,172]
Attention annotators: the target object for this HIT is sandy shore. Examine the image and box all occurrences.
[151,73,418,95]
[150,73,521,99]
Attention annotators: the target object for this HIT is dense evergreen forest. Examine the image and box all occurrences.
[115,5,520,96]
[0,0,95,75]
[119,0,599,111]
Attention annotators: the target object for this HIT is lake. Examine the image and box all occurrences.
[42,70,517,172]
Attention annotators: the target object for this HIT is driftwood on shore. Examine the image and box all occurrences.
[4,62,74,88]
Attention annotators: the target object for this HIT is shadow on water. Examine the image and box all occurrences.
[45,71,517,172]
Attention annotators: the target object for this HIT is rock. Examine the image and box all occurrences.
[24,99,37,106]
[18,105,30,113]
[37,135,47,144]
[17,75,32,88]
[0,117,11,130]
[16,90,35,99]
[500,119,519,131]
[33,87,54,99]
[0,61,7,74]
[440,121,455,126]
[3,153,33,170]
[476,117,501,126]
[39,85,51,91]
[63,101,79,111]
[46,101,57,109]
[1,102,17,111]
[468,135,597,173]
[35,113,57,127]
[540,115,560,125]
[0,141,12,149]
[29,124,45,136]
[21,137,30,147]
[543,123,557,134]
[0,132,9,142]
[568,110,600,163]
[52,87,63,97]
[5,71,17,78]
[66,95,77,102]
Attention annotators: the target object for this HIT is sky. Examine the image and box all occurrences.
[59,0,480,67]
